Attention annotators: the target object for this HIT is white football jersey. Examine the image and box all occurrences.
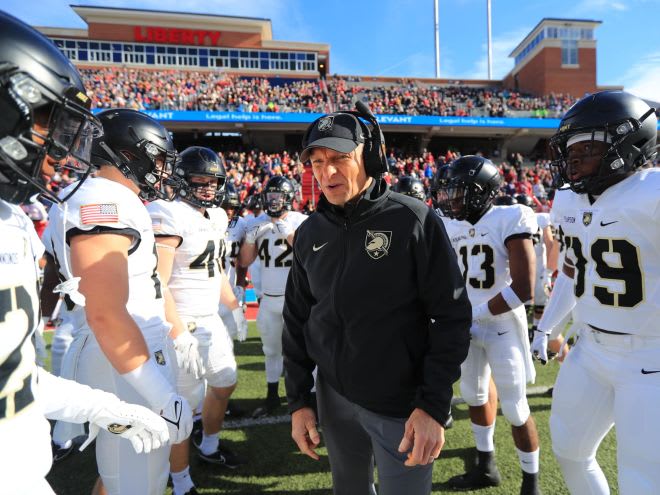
[442,205,538,306]
[550,169,660,336]
[221,215,248,287]
[147,199,229,316]
[47,177,167,330]
[251,211,307,296]
[0,200,42,404]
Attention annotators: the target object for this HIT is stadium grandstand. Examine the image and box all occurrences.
[35,4,659,207]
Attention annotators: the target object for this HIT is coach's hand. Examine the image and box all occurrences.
[398,408,444,467]
[291,406,320,460]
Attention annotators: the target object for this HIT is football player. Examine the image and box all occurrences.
[0,12,170,494]
[219,190,249,339]
[147,146,247,493]
[436,156,542,494]
[393,175,426,202]
[532,91,659,494]
[46,108,193,495]
[238,176,307,416]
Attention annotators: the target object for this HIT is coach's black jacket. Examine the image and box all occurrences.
[283,179,471,426]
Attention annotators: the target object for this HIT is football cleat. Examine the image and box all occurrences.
[447,450,502,490]
[198,444,245,469]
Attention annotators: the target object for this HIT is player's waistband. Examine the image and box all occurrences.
[0,375,34,420]
[580,325,660,350]
[263,293,284,297]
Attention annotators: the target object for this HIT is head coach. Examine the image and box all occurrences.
[282,102,472,495]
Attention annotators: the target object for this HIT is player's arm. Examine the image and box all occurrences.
[40,252,60,320]
[544,226,558,273]
[36,366,169,454]
[482,237,536,317]
[531,259,577,363]
[219,264,248,341]
[238,233,259,267]
[71,232,193,443]
[71,233,150,373]
[155,235,205,377]
[153,235,186,339]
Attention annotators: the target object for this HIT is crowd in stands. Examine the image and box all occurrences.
[80,68,575,118]
[82,68,331,113]
[38,147,555,220]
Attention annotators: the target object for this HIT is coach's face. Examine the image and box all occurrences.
[310,144,372,207]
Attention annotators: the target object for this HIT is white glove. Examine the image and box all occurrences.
[245,221,270,244]
[233,307,248,342]
[232,285,246,306]
[274,219,294,237]
[121,360,193,446]
[34,318,48,367]
[172,331,205,379]
[80,400,170,454]
[156,393,194,445]
[531,329,550,365]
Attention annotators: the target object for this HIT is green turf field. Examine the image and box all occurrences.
[44,323,619,494]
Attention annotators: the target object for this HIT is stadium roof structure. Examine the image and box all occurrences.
[70,4,274,40]
[509,17,602,58]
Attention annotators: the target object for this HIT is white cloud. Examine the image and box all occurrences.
[461,26,530,80]
[371,52,436,78]
[618,51,660,103]
[572,0,628,13]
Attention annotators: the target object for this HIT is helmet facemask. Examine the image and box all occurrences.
[550,108,657,195]
[180,174,226,208]
[438,179,494,221]
[264,190,289,218]
[0,70,102,204]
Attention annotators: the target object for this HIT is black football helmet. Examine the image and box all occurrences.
[493,194,516,206]
[262,176,294,218]
[549,90,657,195]
[174,146,226,208]
[437,155,501,221]
[0,11,102,204]
[91,109,177,201]
[514,193,534,209]
[394,176,425,202]
[222,190,241,211]
[246,194,263,213]
[430,164,451,208]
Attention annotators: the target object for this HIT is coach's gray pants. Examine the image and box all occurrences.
[316,374,433,495]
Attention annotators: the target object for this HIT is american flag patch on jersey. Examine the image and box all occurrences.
[80,203,119,225]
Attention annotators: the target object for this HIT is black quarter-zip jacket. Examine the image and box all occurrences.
[282,180,471,426]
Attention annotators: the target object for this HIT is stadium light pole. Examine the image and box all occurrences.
[434,0,440,78]
[487,0,493,80]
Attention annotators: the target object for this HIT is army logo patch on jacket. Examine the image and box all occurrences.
[365,230,392,260]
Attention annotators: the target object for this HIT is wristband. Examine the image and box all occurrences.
[501,285,524,310]
[121,359,174,410]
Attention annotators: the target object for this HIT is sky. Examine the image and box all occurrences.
[5,0,660,101]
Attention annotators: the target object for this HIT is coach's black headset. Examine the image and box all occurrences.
[302,100,388,178]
